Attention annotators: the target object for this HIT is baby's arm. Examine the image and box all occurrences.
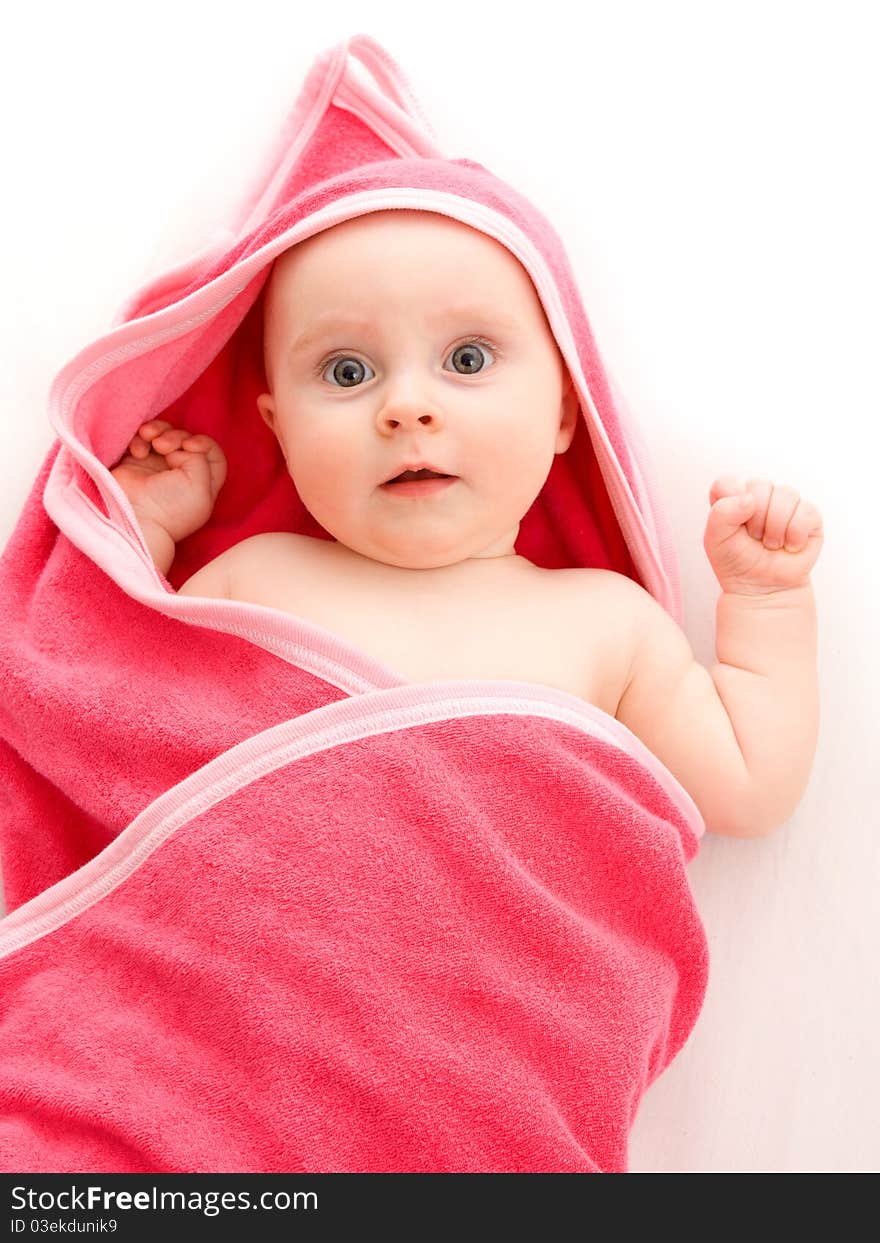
[138,518,176,578]
[615,580,818,837]
[614,477,822,838]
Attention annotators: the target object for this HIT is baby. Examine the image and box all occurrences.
[110,209,822,839]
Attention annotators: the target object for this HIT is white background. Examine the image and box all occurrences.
[1,0,877,1173]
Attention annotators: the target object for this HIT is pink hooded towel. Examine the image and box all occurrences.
[0,33,708,1173]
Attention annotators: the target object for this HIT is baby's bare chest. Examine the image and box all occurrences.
[230,537,631,717]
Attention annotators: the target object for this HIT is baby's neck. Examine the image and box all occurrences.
[326,539,533,582]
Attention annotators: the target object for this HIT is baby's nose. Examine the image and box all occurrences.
[377,402,443,431]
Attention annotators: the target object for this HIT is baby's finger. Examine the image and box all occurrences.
[128,420,174,457]
[762,484,800,550]
[136,419,174,441]
[189,435,227,494]
[706,493,756,543]
[744,477,773,541]
[784,501,823,551]
[152,427,192,454]
[708,476,746,506]
[164,448,203,466]
[127,434,151,459]
[165,448,212,481]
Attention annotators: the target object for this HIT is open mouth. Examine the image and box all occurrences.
[380,469,458,495]
[383,468,454,484]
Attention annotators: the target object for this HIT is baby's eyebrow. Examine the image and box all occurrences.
[288,305,522,355]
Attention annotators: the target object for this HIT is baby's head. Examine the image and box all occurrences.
[257,210,578,570]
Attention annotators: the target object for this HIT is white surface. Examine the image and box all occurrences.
[1,0,877,1173]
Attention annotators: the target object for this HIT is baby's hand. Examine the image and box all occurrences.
[110,420,227,544]
[703,476,824,596]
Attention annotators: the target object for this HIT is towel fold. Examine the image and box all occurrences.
[0,682,707,1172]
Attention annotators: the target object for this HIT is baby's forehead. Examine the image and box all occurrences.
[265,211,545,329]
[271,210,526,283]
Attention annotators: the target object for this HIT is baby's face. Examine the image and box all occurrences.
[257,210,577,570]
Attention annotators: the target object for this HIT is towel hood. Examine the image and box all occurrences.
[41,32,683,621]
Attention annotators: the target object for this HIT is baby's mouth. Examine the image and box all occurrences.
[384,468,454,484]
[379,469,459,496]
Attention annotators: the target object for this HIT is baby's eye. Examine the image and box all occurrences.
[320,356,377,388]
[318,339,497,388]
[443,340,497,376]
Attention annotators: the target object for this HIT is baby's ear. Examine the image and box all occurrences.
[256,392,275,431]
[555,374,580,453]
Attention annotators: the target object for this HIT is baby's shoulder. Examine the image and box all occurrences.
[223,531,319,592]
[569,567,695,707]
[230,530,309,561]
[554,565,651,623]
[542,567,651,710]
[177,531,307,598]
[569,567,679,668]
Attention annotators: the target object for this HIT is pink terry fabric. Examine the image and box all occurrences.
[0,33,708,1172]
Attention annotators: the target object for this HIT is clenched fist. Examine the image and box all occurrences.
[703,476,823,596]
